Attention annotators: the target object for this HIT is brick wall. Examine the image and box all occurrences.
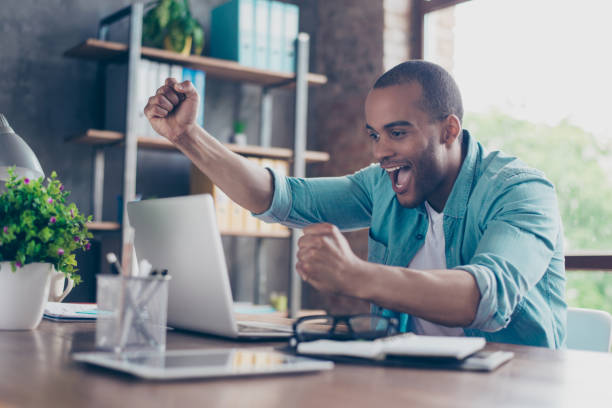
[384,0,411,70]
[297,0,387,313]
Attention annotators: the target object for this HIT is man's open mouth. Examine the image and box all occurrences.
[384,164,412,190]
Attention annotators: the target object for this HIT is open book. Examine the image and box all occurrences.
[296,333,513,372]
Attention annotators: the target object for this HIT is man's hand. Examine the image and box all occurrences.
[296,223,365,296]
[144,77,199,144]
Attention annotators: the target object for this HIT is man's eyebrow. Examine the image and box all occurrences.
[365,124,376,131]
[383,120,413,129]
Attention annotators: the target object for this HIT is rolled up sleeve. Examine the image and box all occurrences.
[454,172,560,332]
[254,166,374,230]
[254,168,295,226]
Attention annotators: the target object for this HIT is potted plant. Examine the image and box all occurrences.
[142,0,204,56]
[0,167,92,330]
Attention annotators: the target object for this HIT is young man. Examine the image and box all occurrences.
[144,61,566,348]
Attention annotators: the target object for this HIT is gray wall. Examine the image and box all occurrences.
[1,0,389,310]
[0,0,298,303]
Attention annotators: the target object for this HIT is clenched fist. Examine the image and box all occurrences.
[296,223,365,296]
[144,77,200,144]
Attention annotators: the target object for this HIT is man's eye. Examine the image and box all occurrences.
[390,130,406,138]
[368,132,380,141]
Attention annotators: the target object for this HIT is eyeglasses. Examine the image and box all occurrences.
[291,314,398,345]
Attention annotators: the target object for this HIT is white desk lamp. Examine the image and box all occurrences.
[0,114,44,185]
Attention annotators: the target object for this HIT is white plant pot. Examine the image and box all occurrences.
[0,262,54,330]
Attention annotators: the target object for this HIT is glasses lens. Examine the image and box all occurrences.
[348,315,395,340]
[295,316,335,341]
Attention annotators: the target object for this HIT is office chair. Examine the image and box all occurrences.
[566,307,612,352]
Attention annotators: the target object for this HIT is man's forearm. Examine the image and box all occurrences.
[175,126,274,214]
[351,260,481,327]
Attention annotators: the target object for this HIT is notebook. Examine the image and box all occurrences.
[294,333,514,372]
[44,302,98,322]
[127,194,293,339]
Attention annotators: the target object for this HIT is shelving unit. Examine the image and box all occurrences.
[67,129,330,162]
[64,2,327,316]
[65,38,327,87]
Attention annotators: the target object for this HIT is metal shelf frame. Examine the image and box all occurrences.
[86,1,315,316]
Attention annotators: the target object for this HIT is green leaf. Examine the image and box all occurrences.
[38,227,53,243]
[192,23,204,55]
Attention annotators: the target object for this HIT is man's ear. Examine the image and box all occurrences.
[442,114,462,146]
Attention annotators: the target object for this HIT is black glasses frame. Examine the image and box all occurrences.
[291,313,399,344]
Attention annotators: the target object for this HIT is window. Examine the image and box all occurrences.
[420,0,612,314]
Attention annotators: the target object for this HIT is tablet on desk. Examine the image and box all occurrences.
[73,348,333,380]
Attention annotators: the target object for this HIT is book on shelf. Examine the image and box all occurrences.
[190,165,229,231]
[254,0,270,69]
[189,158,289,236]
[268,0,284,72]
[259,158,276,234]
[214,187,232,232]
[210,0,299,73]
[192,69,206,127]
[210,0,256,67]
[243,157,262,233]
[105,60,207,141]
[228,194,244,232]
[181,67,206,128]
[104,59,159,139]
[282,2,299,73]
[169,64,183,84]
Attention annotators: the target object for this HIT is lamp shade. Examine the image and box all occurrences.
[0,114,44,182]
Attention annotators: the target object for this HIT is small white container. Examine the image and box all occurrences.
[95,275,170,353]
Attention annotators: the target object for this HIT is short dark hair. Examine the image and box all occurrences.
[373,60,464,122]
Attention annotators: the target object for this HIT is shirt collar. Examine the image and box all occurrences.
[442,129,480,219]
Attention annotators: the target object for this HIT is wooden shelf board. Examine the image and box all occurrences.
[87,221,121,231]
[69,130,330,163]
[86,220,289,238]
[220,229,291,239]
[67,129,123,145]
[64,39,327,87]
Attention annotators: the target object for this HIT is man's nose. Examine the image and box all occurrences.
[372,135,394,162]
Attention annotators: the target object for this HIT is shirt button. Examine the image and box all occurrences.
[416,234,424,240]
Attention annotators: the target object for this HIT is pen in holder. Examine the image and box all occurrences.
[95,273,171,353]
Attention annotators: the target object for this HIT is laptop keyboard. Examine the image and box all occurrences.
[237,321,293,334]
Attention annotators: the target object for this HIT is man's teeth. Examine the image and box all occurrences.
[385,166,402,173]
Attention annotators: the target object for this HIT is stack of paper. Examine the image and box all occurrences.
[44,302,98,322]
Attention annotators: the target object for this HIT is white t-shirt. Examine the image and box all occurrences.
[408,201,464,336]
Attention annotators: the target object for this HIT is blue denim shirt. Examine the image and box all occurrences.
[257,130,566,348]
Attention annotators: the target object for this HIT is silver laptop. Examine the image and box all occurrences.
[127,194,293,339]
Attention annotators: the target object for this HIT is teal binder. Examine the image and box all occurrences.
[193,70,206,127]
[268,1,284,72]
[210,0,256,67]
[254,0,270,69]
[282,3,299,73]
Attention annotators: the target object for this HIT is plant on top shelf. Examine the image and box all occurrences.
[142,0,204,56]
[0,167,92,283]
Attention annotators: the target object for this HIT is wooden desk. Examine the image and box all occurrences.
[1,321,612,408]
